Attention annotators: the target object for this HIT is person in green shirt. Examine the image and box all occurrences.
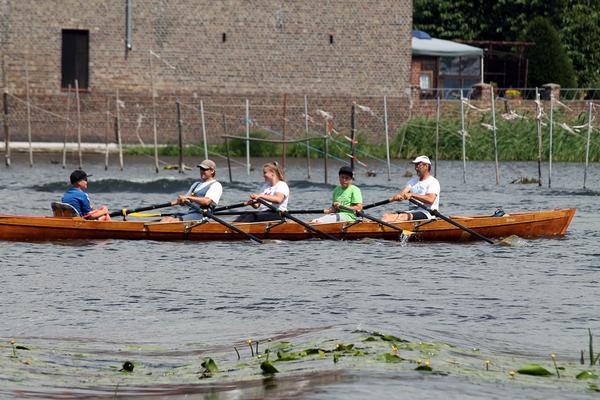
[312,166,363,223]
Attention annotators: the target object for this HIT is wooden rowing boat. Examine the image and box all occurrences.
[0,208,575,242]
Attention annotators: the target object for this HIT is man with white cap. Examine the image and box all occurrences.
[382,155,440,222]
[161,159,223,222]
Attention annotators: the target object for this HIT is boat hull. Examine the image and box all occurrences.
[0,208,576,242]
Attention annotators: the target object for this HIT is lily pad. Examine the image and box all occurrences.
[589,384,600,392]
[516,364,552,376]
[201,357,219,374]
[576,371,599,380]
[377,353,404,363]
[260,361,279,374]
[415,365,433,371]
[276,351,299,362]
[335,343,354,352]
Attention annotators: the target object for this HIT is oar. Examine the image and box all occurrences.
[338,205,413,236]
[408,198,494,244]
[213,201,252,212]
[186,201,263,244]
[214,209,327,216]
[362,199,392,211]
[255,198,339,241]
[109,201,177,218]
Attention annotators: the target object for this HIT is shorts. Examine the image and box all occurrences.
[311,213,353,223]
[395,210,432,220]
[233,211,282,223]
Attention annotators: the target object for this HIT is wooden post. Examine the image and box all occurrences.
[434,96,440,177]
[460,93,466,184]
[225,136,233,183]
[535,88,542,186]
[282,93,287,170]
[75,79,82,169]
[323,122,328,184]
[350,103,356,169]
[548,94,554,189]
[222,113,232,182]
[115,88,123,171]
[304,95,311,179]
[149,53,159,173]
[24,54,33,167]
[104,97,110,170]
[490,86,499,185]
[2,55,10,167]
[383,95,391,181]
[176,101,184,174]
[584,101,593,189]
[245,98,250,175]
[62,85,71,169]
[200,99,208,161]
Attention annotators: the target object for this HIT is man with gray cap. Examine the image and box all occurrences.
[382,155,440,222]
[161,159,223,222]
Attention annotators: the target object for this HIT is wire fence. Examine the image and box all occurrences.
[1,50,599,187]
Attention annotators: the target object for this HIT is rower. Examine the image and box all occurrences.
[312,166,363,223]
[382,155,440,222]
[61,169,111,220]
[234,161,289,222]
[161,159,223,222]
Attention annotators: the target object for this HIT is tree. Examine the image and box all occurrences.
[560,3,600,87]
[522,17,577,88]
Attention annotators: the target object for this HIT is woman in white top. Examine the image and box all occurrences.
[235,161,290,222]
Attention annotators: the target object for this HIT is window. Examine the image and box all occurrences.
[439,56,481,98]
[61,29,89,89]
[419,72,432,89]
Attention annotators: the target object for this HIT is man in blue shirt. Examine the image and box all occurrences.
[62,170,111,220]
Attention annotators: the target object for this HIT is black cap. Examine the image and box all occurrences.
[70,169,91,184]
[338,166,354,178]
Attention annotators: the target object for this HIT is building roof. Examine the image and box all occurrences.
[412,31,483,57]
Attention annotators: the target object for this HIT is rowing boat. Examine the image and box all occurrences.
[0,208,575,242]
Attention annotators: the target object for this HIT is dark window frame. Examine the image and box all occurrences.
[61,29,90,91]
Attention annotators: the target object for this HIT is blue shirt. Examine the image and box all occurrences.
[61,187,92,216]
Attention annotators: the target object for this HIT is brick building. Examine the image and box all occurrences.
[1,1,412,96]
[0,0,414,144]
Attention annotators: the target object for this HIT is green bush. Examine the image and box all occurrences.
[523,17,577,88]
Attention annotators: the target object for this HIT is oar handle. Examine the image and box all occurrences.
[256,198,339,241]
[408,198,494,244]
[108,201,177,218]
[362,199,392,210]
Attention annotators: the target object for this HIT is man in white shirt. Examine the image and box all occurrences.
[161,159,223,222]
[383,155,440,222]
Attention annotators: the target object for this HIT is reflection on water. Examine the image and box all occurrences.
[0,155,599,398]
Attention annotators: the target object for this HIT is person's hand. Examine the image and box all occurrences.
[332,202,341,210]
[249,194,261,200]
[391,194,403,202]
[177,195,189,205]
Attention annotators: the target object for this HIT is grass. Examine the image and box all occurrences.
[122,114,600,163]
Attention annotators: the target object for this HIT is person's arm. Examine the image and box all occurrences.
[390,185,412,202]
[178,194,214,207]
[85,206,109,219]
[403,191,437,206]
[250,192,285,204]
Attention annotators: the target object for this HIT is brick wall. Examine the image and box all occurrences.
[0,0,413,97]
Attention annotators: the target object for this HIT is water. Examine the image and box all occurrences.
[1,154,599,398]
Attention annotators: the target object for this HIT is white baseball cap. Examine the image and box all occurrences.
[411,155,431,165]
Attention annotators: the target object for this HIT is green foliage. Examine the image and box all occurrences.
[561,4,600,87]
[576,371,599,380]
[517,364,552,376]
[395,115,600,162]
[413,0,565,41]
[523,17,577,88]
[227,130,280,157]
[201,357,219,374]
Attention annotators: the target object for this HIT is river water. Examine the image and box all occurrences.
[0,154,599,398]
